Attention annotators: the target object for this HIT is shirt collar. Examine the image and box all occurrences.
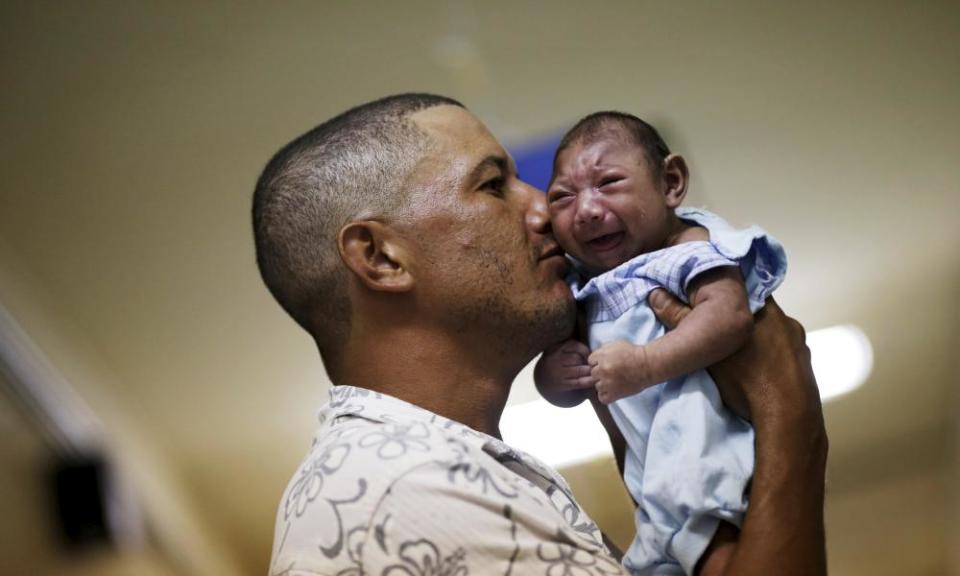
[321,385,560,474]
[322,386,585,524]
[321,385,490,443]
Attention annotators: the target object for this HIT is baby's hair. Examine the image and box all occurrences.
[554,111,672,180]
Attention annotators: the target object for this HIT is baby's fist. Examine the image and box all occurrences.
[589,341,653,404]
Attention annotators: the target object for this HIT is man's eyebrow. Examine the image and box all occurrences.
[467,155,509,183]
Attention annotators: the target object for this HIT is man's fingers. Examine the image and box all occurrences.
[648,288,691,330]
[562,340,592,356]
[545,338,584,355]
[573,375,597,389]
[559,351,593,368]
[566,365,592,378]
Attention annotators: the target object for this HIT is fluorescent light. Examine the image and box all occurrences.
[502,325,872,468]
[500,398,611,469]
[807,324,873,401]
[0,303,104,455]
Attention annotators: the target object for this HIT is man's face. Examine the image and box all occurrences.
[547,133,673,274]
[401,105,574,352]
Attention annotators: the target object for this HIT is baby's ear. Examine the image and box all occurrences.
[661,153,690,208]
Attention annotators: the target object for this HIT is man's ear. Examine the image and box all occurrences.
[338,220,414,293]
[661,153,690,208]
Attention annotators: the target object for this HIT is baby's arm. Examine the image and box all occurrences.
[590,267,753,404]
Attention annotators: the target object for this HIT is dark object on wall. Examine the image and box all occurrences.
[50,454,113,548]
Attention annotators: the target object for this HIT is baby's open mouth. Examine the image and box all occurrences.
[587,231,624,252]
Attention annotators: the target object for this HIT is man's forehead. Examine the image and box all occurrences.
[410,105,504,157]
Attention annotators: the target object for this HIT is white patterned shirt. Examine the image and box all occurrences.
[269,385,627,576]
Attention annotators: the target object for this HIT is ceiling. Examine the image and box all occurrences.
[1,1,958,575]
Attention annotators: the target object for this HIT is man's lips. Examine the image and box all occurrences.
[538,243,564,261]
[538,243,569,276]
[586,231,624,252]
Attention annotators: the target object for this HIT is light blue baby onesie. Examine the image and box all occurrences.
[571,207,787,575]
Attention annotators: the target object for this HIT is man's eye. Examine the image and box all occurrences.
[483,177,505,196]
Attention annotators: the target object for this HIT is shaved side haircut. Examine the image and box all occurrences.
[252,93,464,377]
[555,111,672,181]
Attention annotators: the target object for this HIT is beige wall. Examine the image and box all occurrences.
[952,312,960,576]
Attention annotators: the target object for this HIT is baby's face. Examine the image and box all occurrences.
[547,135,674,274]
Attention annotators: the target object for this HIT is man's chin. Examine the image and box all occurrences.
[538,296,577,348]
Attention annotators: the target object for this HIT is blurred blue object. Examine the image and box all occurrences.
[508,133,562,193]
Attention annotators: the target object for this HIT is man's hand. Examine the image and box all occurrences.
[588,341,655,404]
[647,288,819,428]
[647,288,827,576]
[534,339,596,407]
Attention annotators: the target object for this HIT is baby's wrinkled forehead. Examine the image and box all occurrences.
[553,112,671,182]
[552,124,644,176]
[575,121,636,148]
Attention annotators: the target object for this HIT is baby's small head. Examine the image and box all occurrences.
[547,112,689,274]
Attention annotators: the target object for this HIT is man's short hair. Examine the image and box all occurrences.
[554,111,672,180]
[252,93,463,376]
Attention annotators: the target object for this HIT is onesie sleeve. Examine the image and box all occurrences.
[677,207,788,313]
[639,241,740,305]
[570,242,741,324]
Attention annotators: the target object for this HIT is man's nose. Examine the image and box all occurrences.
[520,181,551,235]
[575,189,603,224]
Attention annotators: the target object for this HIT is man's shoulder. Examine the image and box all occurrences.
[268,414,498,574]
[281,414,484,512]
[270,413,618,576]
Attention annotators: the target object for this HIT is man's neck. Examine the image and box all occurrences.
[337,325,520,438]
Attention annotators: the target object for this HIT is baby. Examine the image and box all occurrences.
[535,112,787,575]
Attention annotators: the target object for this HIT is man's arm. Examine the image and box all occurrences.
[648,289,828,576]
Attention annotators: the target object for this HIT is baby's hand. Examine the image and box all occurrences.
[589,341,654,405]
[534,339,597,407]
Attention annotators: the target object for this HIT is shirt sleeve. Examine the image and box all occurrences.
[640,241,739,304]
[360,458,628,576]
[676,207,788,313]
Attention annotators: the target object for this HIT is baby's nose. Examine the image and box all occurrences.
[576,191,604,223]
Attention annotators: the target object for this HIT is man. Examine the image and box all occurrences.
[253,94,827,575]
